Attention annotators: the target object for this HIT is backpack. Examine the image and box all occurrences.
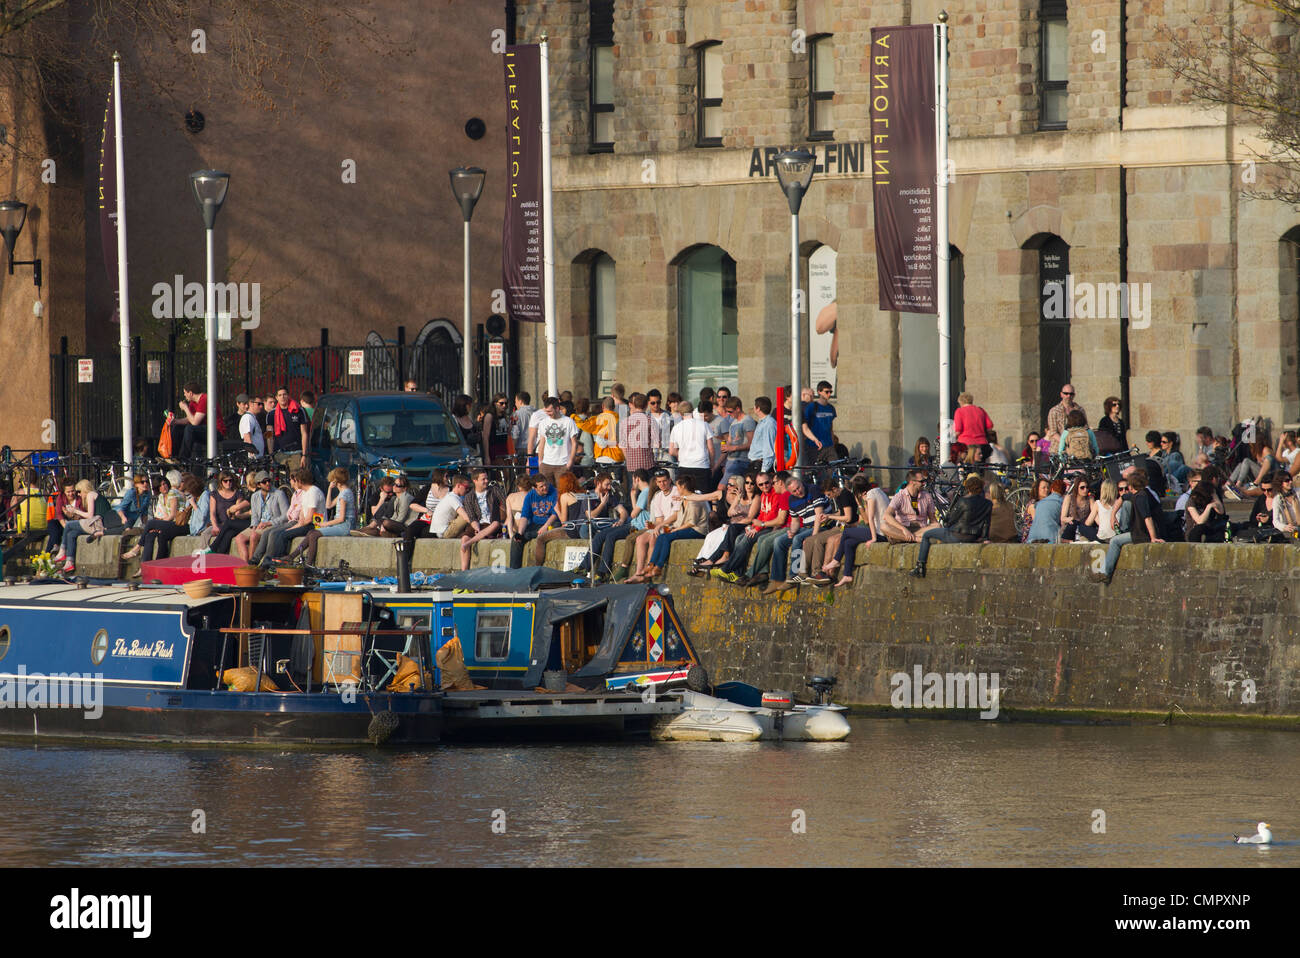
[1065,427,1093,460]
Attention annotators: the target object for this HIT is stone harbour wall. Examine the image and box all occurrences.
[35,534,1300,724]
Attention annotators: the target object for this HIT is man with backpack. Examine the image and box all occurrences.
[1057,409,1097,459]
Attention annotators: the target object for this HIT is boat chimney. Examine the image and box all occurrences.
[394,540,412,593]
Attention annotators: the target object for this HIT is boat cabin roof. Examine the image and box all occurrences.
[0,582,228,610]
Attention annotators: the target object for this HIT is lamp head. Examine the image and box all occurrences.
[774,150,816,215]
[449,166,486,221]
[189,170,230,230]
[0,200,27,257]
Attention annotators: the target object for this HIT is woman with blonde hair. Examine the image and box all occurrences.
[289,467,356,565]
[54,478,124,573]
[986,481,1019,543]
[1095,479,1120,541]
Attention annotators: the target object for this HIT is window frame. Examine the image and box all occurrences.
[474,609,512,662]
[696,41,723,148]
[1039,0,1068,131]
[808,34,834,141]
[589,43,614,153]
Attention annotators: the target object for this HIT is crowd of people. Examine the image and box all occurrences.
[3,375,1291,586]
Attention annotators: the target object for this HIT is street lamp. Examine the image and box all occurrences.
[0,200,42,288]
[189,170,230,459]
[774,150,816,473]
[450,166,486,397]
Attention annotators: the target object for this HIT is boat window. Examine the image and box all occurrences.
[0,625,8,663]
[475,611,511,660]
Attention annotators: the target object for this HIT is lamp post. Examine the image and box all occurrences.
[450,166,486,398]
[0,200,42,288]
[189,170,230,459]
[773,150,816,474]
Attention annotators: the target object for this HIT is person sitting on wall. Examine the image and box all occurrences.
[1091,469,1162,584]
[509,475,558,569]
[878,469,940,544]
[908,474,992,578]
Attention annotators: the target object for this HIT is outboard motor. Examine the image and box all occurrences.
[761,690,793,741]
[394,540,412,593]
[807,675,837,705]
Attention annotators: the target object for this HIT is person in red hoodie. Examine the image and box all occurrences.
[269,387,310,469]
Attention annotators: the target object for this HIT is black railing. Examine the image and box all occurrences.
[48,325,510,454]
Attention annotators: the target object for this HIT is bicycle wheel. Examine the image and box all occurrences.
[1005,486,1033,540]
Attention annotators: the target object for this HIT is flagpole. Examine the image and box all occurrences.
[539,37,558,399]
[113,52,134,470]
[935,14,952,466]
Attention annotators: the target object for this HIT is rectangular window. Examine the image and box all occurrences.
[475,610,511,661]
[590,1,614,152]
[697,42,722,147]
[809,35,834,139]
[591,254,616,397]
[1040,0,1067,129]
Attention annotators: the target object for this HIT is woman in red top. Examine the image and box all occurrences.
[953,392,993,457]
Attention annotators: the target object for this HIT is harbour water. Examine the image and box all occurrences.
[2,720,1295,867]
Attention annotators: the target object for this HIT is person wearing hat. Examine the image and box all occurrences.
[234,470,290,563]
[354,474,399,535]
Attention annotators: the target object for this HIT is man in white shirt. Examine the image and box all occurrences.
[431,474,471,537]
[533,398,580,483]
[647,391,673,447]
[526,397,555,464]
[669,400,714,492]
[237,394,266,455]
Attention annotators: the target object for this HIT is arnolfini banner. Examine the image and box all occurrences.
[503,44,544,323]
[869,25,937,314]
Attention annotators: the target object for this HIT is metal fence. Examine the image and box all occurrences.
[50,324,515,455]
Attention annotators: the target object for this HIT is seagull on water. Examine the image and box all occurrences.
[1234,822,1273,844]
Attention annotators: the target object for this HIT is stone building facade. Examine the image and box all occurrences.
[513,0,1300,464]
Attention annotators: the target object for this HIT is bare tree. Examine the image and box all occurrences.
[1161,1,1300,205]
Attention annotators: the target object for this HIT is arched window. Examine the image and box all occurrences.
[1038,236,1071,427]
[677,245,737,396]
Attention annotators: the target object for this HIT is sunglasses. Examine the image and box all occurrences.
[1062,392,1075,397]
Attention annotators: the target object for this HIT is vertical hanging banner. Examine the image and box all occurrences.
[869,25,937,314]
[502,44,544,323]
[98,80,118,311]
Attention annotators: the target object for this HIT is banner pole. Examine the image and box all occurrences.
[113,53,134,469]
[935,15,952,466]
[540,38,558,399]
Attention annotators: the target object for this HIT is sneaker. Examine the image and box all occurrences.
[808,576,832,588]
[717,570,739,583]
[790,574,806,584]
[709,568,728,581]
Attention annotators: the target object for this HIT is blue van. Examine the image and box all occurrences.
[308,392,475,486]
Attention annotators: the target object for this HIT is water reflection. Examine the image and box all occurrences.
[0,723,1295,867]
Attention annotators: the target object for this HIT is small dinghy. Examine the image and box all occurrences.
[656,677,851,742]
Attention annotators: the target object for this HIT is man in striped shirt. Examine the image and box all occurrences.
[618,391,661,473]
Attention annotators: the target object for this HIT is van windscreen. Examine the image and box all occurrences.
[362,409,460,447]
